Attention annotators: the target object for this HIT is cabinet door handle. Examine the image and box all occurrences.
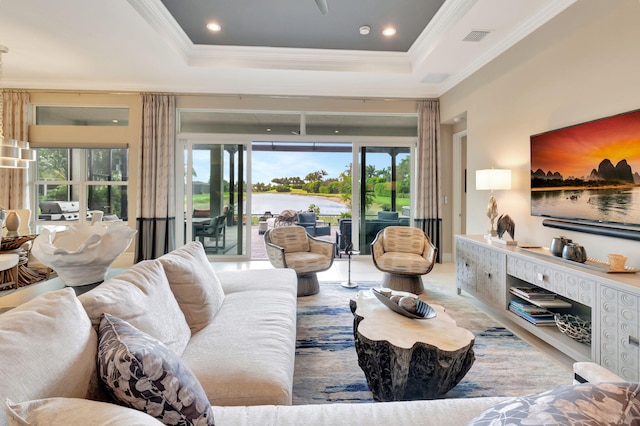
[536,273,546,282]
[484,271,491,278]
[630,336,639,347]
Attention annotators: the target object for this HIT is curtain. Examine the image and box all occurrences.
[415,99,442,262]
[135,94,176,262]
[0,90,30,209]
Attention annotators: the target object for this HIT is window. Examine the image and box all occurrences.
[34,148,129,222]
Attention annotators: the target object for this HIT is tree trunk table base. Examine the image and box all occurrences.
[350,290,475,401]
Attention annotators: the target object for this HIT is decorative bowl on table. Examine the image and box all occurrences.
[372,288,436,319]
[31,221,136,287]
[554,313,591,345]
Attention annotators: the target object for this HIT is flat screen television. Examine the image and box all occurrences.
[530,108,640,229]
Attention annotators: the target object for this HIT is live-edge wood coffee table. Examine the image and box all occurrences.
[350,289,475,401]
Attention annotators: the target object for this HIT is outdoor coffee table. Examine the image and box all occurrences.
[349,289,475,401]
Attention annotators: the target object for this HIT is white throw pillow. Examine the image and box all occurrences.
[5,398,164,426]
[78,259,190,356]
[158,241,225,333]
[0,288,97,426]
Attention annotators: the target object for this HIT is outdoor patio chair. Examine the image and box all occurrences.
[194,214,226,253]
[295,211,331,237]
[335,218,352,257]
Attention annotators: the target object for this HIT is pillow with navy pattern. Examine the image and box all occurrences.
[97,313,215,426]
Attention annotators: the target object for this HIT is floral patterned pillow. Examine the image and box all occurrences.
[97,313,215,426]
[469,381,640,425]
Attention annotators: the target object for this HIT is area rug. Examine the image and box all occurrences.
[293,281,574,405]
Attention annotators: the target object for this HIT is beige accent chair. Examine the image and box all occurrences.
[371,226,437,294]
[264,225,335,297]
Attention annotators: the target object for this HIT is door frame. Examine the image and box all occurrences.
[177,133,416,258]
[452,129,467,257]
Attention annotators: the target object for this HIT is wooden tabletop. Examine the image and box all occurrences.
[353,289,475,351]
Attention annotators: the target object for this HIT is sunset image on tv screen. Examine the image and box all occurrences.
[530,109,640,226]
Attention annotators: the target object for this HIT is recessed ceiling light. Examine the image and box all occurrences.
[112,119,119,124]
[359,25,370,36]
[382,27,396,37]
[334,130,340,134]
[206,22,222,32]
[266,128,272,132]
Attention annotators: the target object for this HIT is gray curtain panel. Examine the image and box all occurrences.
[135,94,176,262]
[0,90,30,209]
[415,99,442,262]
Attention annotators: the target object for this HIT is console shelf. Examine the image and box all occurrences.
[455,235,640,381]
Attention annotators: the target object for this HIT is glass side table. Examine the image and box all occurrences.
[340,249,360,288]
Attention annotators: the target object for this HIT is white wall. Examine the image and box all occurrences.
[440,0,640,266]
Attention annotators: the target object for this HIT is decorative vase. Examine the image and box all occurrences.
[31,221,137,286]
[5,211,20,237]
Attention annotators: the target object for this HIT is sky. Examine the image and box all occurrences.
[192,149,396,184]
[531,109,640,179]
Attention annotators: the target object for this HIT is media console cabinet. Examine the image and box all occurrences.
[455,234,640,381]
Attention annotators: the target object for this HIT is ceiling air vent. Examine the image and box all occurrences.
[462,30,491,42]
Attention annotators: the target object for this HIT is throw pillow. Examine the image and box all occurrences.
[5,397,164,426]
[469,382,640,425]
[0,288,98,411]
[79,259,191,355]
[158,241,225,333]
[97,313,215,426]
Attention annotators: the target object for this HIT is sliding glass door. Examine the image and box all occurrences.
[357,145,412,254]
[181,141,247,257]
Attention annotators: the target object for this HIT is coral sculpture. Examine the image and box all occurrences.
[31,221,136,286]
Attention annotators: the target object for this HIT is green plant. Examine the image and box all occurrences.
[308,204,320,215]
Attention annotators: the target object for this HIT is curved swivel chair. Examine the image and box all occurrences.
[264,225,334,296]
[371,226,437,294]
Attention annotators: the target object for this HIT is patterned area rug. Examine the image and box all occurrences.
[293,281,574,405]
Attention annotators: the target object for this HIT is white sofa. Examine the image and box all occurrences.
[1,242,639,426]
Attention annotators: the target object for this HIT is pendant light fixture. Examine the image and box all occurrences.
[0,45,34,169]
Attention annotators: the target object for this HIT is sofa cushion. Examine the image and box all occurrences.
[79,259,190,355]
[97,313,215,426]
[0,288,98,426]
[158,241,225,333]
[375,252,432,275]
[183,269,298,406]
[5,398,164,426]
[469,382,640,425]
[214,397,510,426]
[377,211,399,221]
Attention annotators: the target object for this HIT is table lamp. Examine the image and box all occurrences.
[476,168,511,236]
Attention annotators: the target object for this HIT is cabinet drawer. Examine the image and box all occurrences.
[476,246,506,308]
[456,239,476,294]
[507,256,594,307]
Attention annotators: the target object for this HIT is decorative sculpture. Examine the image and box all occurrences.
[496,214,515,240]
[486,196,499,236]
[31,221,136,286]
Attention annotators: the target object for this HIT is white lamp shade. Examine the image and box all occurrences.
[476,169,511,191]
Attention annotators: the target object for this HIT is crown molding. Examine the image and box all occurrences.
[408,0,479,67]
[188,45,411,73]
[126,0,192,62]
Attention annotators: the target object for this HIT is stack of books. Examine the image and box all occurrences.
[509,286,572,309]
[508,299,557,326]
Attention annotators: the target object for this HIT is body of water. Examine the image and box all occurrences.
[249,193,349,216]
[531,187,640,225]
